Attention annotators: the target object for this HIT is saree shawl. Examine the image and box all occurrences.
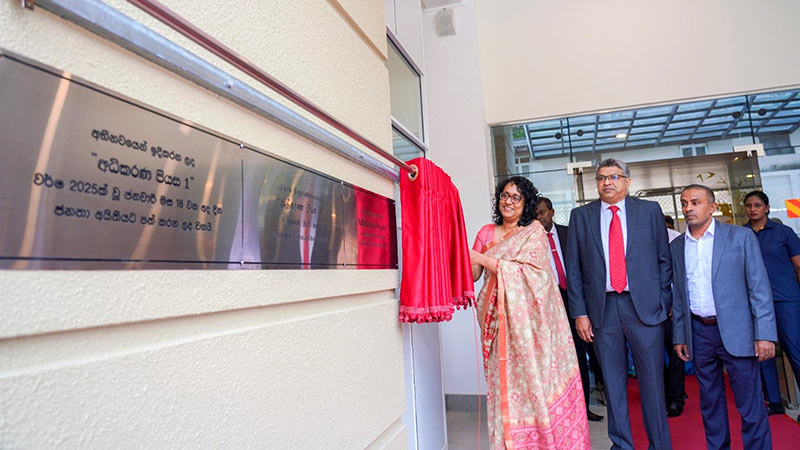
[477,222,589,449]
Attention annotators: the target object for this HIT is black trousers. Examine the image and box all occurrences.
[664,316,686,407]
[561,288,596,410]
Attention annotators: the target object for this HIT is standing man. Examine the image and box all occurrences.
[535,196,603,422]
[672,185,776,450]
[566,158,672,450]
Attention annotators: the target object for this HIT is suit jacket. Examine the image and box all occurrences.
[566,196,672,328]
[671,220,777,358]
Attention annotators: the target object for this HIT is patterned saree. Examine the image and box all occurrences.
[477,222,589,449]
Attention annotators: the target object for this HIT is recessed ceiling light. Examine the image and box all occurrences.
[616,133,627,139]
[746,174,754,178]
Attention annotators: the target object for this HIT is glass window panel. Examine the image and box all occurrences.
[668,120,700,129]
[529,129,562,138]
[568,116,596,125]
[595,143,625,150]
[596,130,626,138]
[691,132,723,138]
[752,92,795,102]
[714,96,746,107]
[695,124,729,132]
[597,121,631,130]
[392,128,424,161]
[387,40,423,140]
[628,132,660,140]
[749,102,782,110]
[532,138,564,147]
[627,139,656,146]
[677,100,714,112]
[672,111,706,121]
[757,126,793,133]
[738,120,763,127]
[533,143,565,151]
[570,132,595,140]
[708,105,745,116]
[664,129,691,137]
[787,100,800,108]
[633,116,668,126]
[598,111,634,121]
[630,125,663,134]
[701,116,733,125]
[570,127,596,135]
[527,119,563,130]
[636,105,674,117]
[775,109,800,117]
[765,118,800,126]
[660,136,689,143]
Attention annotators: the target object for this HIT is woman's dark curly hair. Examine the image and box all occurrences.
[493,176,539,226]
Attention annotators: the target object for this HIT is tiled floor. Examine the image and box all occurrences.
[446,404,611,450]
[446,401,800,449]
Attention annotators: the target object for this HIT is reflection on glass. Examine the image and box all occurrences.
[392,128,424,162]
[386,40,423,140]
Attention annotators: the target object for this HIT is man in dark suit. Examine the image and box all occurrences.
[566,158,672,450]
[672,185,777,450]
[535,196,603,422]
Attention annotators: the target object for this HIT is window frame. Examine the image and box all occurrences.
[386,27,428,159]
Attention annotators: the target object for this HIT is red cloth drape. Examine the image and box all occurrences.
[399,157,474,323]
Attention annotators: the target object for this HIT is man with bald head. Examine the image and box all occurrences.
[671,184,777,449]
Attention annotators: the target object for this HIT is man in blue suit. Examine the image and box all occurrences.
[672,184,777,450]
[567,158,672,450]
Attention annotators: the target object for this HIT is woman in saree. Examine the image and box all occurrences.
[470,176,589,449]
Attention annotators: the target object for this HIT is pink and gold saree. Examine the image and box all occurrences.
[476,222,589,449]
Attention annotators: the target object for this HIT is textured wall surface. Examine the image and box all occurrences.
[0,0,405,448]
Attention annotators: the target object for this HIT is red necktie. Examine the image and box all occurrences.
[547,232,567,290]
[608,205,627,293]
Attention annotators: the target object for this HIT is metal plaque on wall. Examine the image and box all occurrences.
[0,51,397,269]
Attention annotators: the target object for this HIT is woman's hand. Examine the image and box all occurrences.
[470,249,497,277]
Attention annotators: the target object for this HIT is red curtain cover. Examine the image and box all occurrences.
[399,157,474,323]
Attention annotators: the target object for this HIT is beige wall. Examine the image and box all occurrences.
[422,2,494,396]
[476,0,800,125]
[0,1,406,448]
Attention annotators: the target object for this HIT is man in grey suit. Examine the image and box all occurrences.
[672,184,777,450]
[566,158,672,450]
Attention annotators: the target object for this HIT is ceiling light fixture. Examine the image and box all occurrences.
[616,133,627,139]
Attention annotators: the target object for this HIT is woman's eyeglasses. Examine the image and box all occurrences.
[500,193,522,204]
[595,174,628,182]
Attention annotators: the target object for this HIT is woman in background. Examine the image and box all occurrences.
[744,191,800,419]
[470,176,589,449]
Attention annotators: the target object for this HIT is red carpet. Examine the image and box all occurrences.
[627,375,800,449]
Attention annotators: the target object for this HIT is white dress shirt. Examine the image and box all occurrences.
[600,199,629,292]
[546,227,566,284]
[667,227,681,243]
[685,219,717,317]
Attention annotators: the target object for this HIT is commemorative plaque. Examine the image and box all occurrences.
[0,51,397,269]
